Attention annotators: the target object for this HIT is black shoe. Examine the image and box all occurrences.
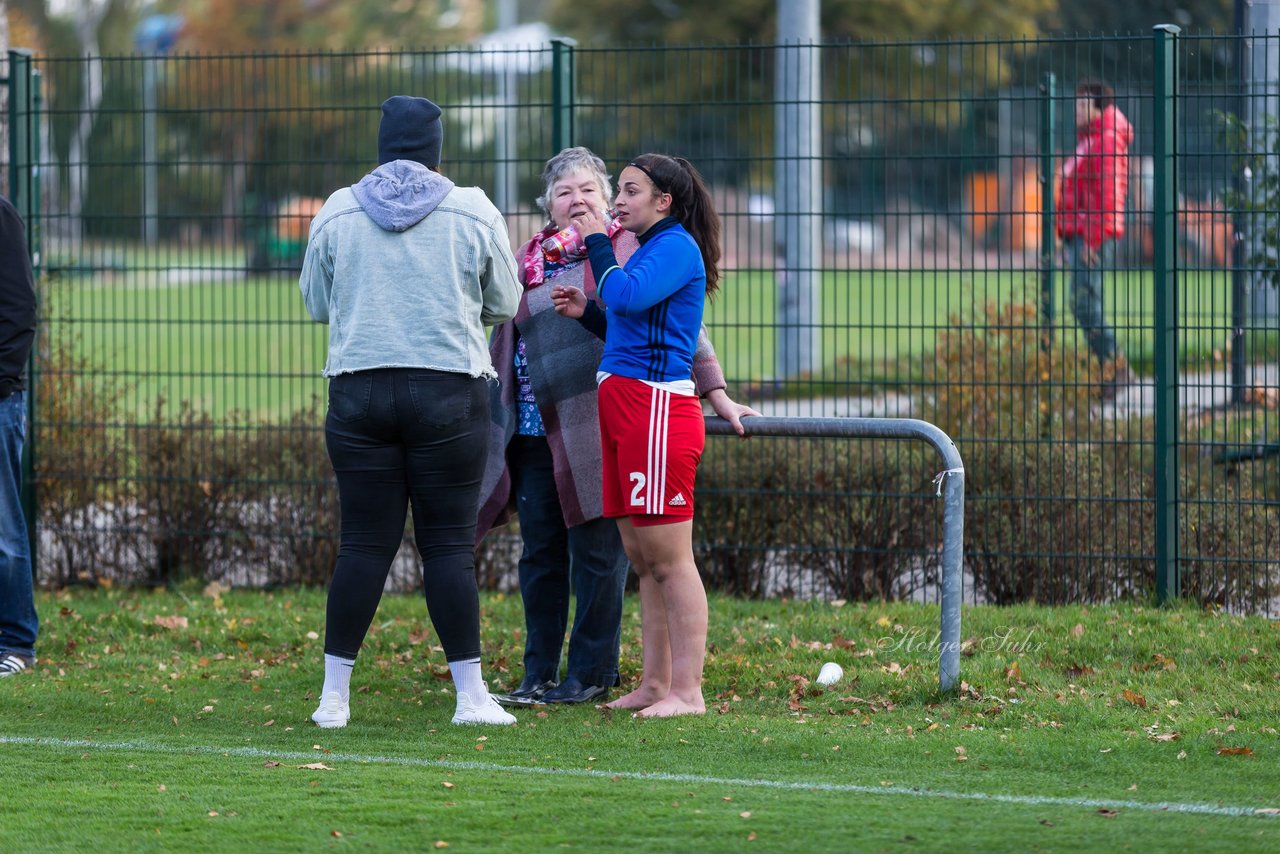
[494,676,557,707]
[542,676,607,705]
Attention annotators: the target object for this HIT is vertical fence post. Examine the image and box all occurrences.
[550,38,576,156]
[7,51,35,223]
[1039,72,1057,438]
[774,0,823,385]
[1152,25,1180,605]
[1039,72,1057,342]
[1229,10,1249,405]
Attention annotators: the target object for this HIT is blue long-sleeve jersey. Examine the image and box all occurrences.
[580,217,706,383]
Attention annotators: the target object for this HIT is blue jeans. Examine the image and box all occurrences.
[1065,237,1119,363]
[323,369,490,662]
[0,392,36,658]
[509,435,628,687]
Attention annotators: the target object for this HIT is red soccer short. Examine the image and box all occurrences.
[598,375,705,527]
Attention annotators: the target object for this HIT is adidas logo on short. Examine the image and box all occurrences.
[668,492,687,507]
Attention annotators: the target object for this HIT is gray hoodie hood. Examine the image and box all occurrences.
[351,159,456,232]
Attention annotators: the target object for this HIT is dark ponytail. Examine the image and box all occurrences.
[628,153,722,297]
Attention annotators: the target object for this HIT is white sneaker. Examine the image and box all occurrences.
[311,691,350,728]
[452,691,517,726]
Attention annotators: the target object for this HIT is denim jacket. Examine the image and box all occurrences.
[299,160,521,379]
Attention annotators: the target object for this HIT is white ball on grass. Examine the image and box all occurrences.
[816,662,843,686]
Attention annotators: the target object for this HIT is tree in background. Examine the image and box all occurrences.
[179,0,487,52]
[8,0,135,238]
[545,0,1053,44]
[1042,0,1232,34]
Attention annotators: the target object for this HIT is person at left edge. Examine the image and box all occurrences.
[300,95,522,728]
[0,194,38,678]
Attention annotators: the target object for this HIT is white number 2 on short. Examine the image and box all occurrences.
[629,472,647,507]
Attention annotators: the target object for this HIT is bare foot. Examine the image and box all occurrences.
[634,695,706,718]
[604,685,667,710]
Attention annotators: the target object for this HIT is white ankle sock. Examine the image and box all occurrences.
[449,658,485,700]
[322,653,356,702]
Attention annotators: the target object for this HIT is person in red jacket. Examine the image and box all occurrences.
[1056,80,1134,398]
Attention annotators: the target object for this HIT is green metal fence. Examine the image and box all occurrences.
[4,29,1278,612]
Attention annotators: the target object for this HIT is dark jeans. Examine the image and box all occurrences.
[509,435,628,687]
[0,392,36,658]
[1065,236,1119,363]
[323,368,490,662]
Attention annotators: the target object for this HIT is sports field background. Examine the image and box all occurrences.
[52,254,1237,422]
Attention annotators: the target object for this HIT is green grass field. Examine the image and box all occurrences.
[3,587,1277,850]
[47,246,1246,422]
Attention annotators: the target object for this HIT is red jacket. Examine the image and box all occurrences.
[1056,105,1134,248]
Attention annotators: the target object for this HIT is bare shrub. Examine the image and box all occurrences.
[696,438,939,600]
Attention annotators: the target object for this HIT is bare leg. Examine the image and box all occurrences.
[604,519,671,710]
[631,520,707,718]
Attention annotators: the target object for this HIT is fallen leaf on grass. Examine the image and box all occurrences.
[1097,809,1118,818]
[434,842,449,849]
[154,615,188,630]
[1216,746,1254,756]
[1121,689,1147,709]
[1150,732,1180,742]
[1071,624,1085,638]
[297,762,334,771]
[441,781,455,789]
[263,761,280,768]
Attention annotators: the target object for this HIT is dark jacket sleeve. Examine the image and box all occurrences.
[576,300,608,341]
[0,198,37,395]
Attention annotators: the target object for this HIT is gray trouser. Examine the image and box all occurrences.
[1065,237,1118,363]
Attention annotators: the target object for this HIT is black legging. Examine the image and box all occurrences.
[322,368,489,662]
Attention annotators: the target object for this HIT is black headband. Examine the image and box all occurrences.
[627,160,669,195]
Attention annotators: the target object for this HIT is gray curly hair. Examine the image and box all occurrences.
[535,146,613,221]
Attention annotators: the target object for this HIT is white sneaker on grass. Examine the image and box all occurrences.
[0,653,34,677]
[452,691,517,726]
[311,691,350,728]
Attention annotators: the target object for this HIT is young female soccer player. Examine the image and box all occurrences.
[552,153,753,717]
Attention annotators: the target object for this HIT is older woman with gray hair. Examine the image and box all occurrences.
[477,146,756,706]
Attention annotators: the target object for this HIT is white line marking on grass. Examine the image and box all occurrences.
[4,735,1276,819]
